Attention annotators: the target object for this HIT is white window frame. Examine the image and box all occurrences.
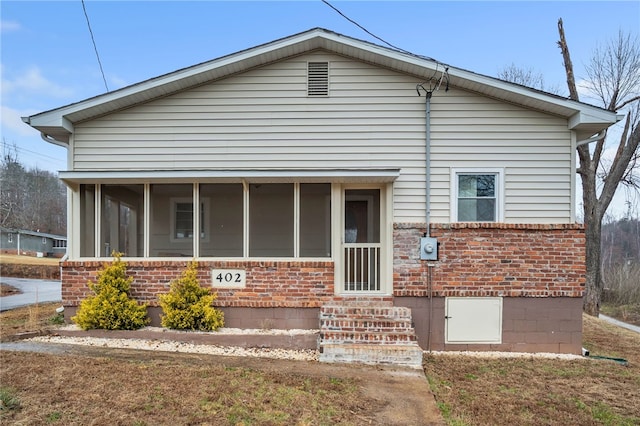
[170,197,210,243]
[450,168,504,222]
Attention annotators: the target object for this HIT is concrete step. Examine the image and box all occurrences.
[320,330,417,344]
[319,343,424,369]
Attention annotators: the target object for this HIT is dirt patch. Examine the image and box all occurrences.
[424,314,640,425]
[0,283,21,296]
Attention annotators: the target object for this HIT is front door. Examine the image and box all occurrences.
[342,189,381,293]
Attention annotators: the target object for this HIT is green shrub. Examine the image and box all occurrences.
[72,253,148,330]
[159,261,224,331]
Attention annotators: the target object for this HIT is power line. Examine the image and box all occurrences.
[321,0,414,55]
[81,0,109,92]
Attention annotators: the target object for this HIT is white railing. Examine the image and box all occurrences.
[343,243,381,292]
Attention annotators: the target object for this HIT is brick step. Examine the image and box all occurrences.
[319,343,424,369]
[321,330,417,344]
[332,299,394,307]
[320,305,413,320]
[321,319,413,332]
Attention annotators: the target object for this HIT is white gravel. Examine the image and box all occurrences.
[25,325,586,362]
[28,334,319,361]
[425,350,586,360]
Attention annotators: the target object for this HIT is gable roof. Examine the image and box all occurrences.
[23,27,619,144]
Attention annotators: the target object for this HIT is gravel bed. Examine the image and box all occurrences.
[28,334,319,361]
[426,350,586,360]
[57,324,319,336]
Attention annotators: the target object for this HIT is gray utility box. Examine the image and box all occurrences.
[420,237,438,261]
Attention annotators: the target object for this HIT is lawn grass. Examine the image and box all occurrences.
[424,314,640,426]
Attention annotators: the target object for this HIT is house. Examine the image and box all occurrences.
[23,28,618,362]
[1,227,67,258]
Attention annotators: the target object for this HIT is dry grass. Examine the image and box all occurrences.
[424,314,640,425]
[0,303,63,341]
[0,304,382,425]
[0,254,60,266]
[1,351,375,425]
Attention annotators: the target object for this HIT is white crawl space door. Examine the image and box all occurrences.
[445,297,503,344]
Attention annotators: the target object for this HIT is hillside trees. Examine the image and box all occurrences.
[0,141,66,235]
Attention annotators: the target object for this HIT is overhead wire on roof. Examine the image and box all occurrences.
[321,0,415,55]
[81,0,109,92]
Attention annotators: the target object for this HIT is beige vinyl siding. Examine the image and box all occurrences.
[72,52,573,224]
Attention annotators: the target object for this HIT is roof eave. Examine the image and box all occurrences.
[24,27,620,143]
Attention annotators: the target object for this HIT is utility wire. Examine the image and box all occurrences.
[321,0,414,55]
[81,0,109,92]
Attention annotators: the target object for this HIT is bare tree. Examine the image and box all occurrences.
[498,63,561,95]
[557,19,640,316]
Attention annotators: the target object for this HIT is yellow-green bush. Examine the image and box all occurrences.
[72,253,148,330]
[159,261,224,331]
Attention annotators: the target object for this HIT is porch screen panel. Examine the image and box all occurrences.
[150,184,194,257]
[300,183,331,257]
[200,184,243,257]
[249,183,293,257]
[100,185,144,257]
[80,184,95,257]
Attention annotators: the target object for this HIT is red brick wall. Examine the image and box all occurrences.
[394,223,585,298]
[61,223,585,309]
[61,260,336,308]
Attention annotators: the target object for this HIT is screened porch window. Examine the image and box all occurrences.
[249,183,294,257]
[79,182,332,258]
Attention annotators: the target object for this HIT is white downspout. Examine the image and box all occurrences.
[576,130,606,147]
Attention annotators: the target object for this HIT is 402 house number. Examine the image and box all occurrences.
[211,269,246,288]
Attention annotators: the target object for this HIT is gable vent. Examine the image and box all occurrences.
[308,62,329,96]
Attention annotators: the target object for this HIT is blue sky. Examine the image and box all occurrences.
[1,1,639,215]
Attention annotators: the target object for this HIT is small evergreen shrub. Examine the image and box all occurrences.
[159,261,224,331]
[72,252,148,330]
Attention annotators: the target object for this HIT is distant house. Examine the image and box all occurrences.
[0,227,67,258]
[23,29,618,362]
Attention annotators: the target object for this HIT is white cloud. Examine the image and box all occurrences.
[0,20,21,33]
[1,105,40,136]
[2,66,74,98]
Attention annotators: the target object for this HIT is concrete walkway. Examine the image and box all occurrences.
[599,314,640,334]
[0,277,61,311]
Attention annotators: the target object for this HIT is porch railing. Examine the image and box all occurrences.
[343,243,381,292]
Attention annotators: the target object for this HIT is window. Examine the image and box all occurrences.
[452,169,503,222]
[7,233,13,243]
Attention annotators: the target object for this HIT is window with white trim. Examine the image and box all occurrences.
[452,169,503,222]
